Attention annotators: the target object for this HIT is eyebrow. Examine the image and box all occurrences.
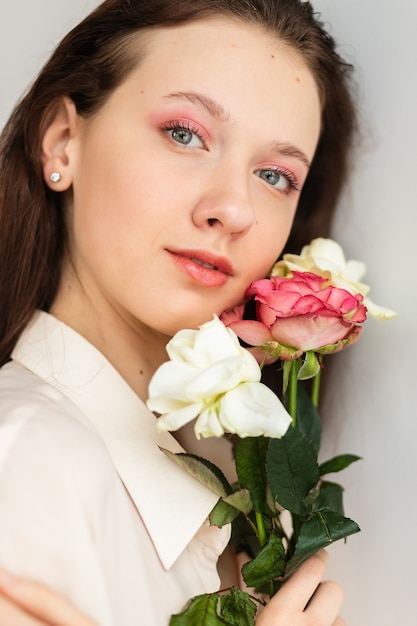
[164,91,229,121]
[164,90,311,169]
[270,142,312,170]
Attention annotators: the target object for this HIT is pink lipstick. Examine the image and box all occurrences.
[167,249,233,287]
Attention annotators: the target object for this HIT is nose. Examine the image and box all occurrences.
[192,167,255,237]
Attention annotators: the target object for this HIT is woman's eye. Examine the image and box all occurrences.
[167,125,204,148]
[255,168,296,193]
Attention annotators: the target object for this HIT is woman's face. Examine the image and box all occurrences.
[62,18,321,338]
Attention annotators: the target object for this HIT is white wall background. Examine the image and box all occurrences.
[1,1,416,624]
[312,2,417,625]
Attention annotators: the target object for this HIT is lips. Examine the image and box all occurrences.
[166,248,234,287]
[190,257,219,271]
[168,249,233,274]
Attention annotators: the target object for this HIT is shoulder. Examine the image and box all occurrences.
[0,361,115,489]
[0,360,97,440]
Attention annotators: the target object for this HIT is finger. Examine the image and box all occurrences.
[333,616,347,626]
[305,580,345,625]
[270,550,329,612]
[0,594,46,626]
[0,569,96,626]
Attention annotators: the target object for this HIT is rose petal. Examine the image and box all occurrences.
[219,382,291,438]
[226,320,273,346]
[156,402,203,432]
[186,354,260,399]
[194,405,225,439]
[148,361,198,402]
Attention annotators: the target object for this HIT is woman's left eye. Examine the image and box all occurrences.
[165,123,205,148]
[255,168,298,194]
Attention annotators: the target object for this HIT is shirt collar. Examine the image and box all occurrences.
[12,311,219,570]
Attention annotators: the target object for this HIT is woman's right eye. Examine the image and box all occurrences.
[164,123,205,148]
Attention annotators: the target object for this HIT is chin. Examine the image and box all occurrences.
[163,310,219,336]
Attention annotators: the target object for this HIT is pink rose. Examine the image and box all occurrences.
[221,272,367,361]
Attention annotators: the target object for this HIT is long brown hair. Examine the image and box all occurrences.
[0,0,357,366]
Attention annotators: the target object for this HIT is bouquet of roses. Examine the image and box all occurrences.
[147,238,396,625]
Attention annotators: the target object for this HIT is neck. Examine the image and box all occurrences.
[50,273,170,402]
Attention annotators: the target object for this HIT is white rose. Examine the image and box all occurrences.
[271,237,397,320]
[147,316,291,439]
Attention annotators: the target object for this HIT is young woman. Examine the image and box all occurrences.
[0,0,356,624]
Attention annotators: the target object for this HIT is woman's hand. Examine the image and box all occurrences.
[0,569,97,626]
[256,550,346,626]
[0,552,344,626]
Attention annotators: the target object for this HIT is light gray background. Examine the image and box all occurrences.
[1,1,416,624]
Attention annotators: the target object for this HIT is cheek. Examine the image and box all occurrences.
[250,210,296,272]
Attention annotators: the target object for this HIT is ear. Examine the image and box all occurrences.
[41,96,79,191]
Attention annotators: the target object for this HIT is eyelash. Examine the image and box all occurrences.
[162,120,207,146]
[260,166,300,194]
[162,121,300,194]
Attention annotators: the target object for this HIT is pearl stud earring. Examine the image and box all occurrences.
[50,172,61,183]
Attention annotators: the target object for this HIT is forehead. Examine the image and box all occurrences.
[106,18,322,157]
[134,17,318,93]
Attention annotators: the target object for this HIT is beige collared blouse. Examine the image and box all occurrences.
[0,311,230,625]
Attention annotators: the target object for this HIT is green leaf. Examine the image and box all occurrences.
[319,454,361,476]
[313,481,344,515]
[160,448,231,497]
[242,533,286,588]
[235,437,270,514]
[295,384,321,453]
[297,350,320,380]
[170,594,223,626]
[219,587,257,626]
[222,489,253,515]
[284,510,361,579]
[170,589,257,626]
[266,427,319,516]
[209,498,240,528]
